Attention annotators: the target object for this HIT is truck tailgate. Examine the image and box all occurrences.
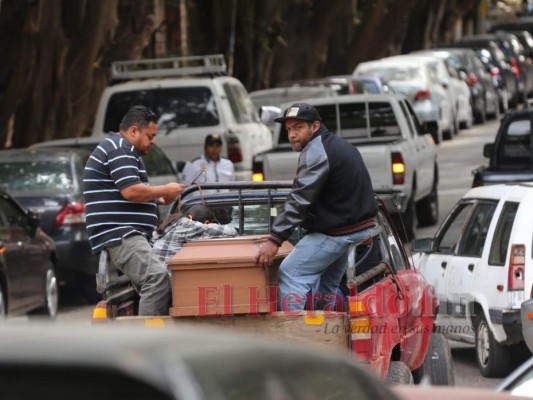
[358,144,392,191]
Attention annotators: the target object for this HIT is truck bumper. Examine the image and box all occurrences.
[375,192,408,215]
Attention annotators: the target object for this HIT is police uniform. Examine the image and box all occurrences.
[182,154,235,186]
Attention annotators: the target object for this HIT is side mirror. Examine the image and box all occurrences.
[483,143,494,158]
[259,106,282,127]
[411,238,433,253]
[26,210,40,235]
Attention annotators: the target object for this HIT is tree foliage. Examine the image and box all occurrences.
[0,0,481,148]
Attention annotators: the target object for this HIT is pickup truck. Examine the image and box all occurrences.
[92,182,454,386]
[472,109,533,187]
[252,94,439,241]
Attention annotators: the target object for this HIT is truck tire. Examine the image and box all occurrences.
[413,333,455,385]
[387,361,414,385]
[475,314,511,377]
[416,179,438,227]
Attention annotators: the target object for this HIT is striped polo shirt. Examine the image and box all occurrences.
[83,132,158,253]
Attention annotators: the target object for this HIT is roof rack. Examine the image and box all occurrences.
[111,54,227,81]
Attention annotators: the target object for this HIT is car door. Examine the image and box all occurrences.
[444,200,498,342]
[0,196,43,311]
[418,201,475,333]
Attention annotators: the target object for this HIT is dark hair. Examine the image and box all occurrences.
[188,204,215,223]
[155,204,215,235]
[119,105,158,131]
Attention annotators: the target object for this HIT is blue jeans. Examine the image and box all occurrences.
[277,226,378,311]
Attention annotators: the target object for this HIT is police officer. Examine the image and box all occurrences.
[182,133,235,189]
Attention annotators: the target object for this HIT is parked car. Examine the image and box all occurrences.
[475,46,516,110]
[354,55,456,142]
[0,147,97,302]
[410,49,475,129]
[0,321,421,400]
[278,74,396,95]
[0,189,58,318]
[436,46,505,121]
[412,183,533,377]
[91,55,273,181]
[509,30,533,59]
[455,34,532,101]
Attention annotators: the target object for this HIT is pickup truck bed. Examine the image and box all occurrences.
[93,182,449,385]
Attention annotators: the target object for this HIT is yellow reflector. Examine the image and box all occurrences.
[304,314,325,325]
[350,317,371,339]
[392,163,405,174]
[145,318,165,327]
[252,173,264,182]
[0,247,5,254]
[528,311,533,320]
[92,307,107,320]
[349,301,366,313]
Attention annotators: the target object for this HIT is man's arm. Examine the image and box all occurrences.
[121,182,184,204]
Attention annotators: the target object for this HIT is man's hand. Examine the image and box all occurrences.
[255,240,280,268]
[162,183,185,204]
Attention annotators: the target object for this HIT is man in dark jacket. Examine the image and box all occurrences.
[255,103,378,312]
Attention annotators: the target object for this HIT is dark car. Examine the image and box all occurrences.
[0,189,58,318]
[432,47,500,123]
[0,147,97,302]
[475,44,519,109]
[456,34,532,101]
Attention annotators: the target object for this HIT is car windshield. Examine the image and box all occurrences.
[0,161,74,195]
[103,87,220,133]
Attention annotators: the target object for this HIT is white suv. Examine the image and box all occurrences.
[412,183,533,378]
[91,55,273,181]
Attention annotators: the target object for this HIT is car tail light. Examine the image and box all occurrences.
[508,244,525,291]
[227,136,243,163]
[55,201,86,226]
[252,159,264,182]
[510,58,521,78]
[464,73,479,86]
[391,152,405,185]
[349,299,371,360]
[414,89,431,101]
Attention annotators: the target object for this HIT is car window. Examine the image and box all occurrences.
[143,145,176,177]
[399,100,416,139]
[104,87,220,133]
[403,100,426,136]
[457,202,497,257]
[489,201,519,266]
[500,119,532,161]
[338,102,401,140]
[377,210,408,270]
[0,196,29,242]
[0,160,74,195]
[436,203,474,254]
[223,82,257,124]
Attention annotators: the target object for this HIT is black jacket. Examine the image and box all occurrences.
[270,124,377,243]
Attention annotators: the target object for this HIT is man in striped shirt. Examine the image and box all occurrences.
[83,105,184,315]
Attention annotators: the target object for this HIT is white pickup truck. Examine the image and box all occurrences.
[252,94,439,240]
